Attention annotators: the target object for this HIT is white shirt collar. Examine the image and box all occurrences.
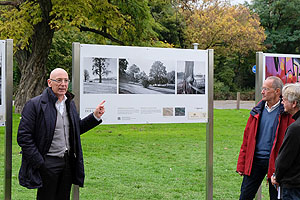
[265,100,280,113]
[55,95,67,115]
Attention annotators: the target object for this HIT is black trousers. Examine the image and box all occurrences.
[239,158,278,200]
[37,153,72,200]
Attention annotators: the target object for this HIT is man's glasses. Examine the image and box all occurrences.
[50,79,70,84]
[261,87,273,91]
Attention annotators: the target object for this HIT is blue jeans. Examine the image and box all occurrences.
[282,187,300,200]
[239,158,278,200]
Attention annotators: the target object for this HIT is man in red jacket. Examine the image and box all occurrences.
[237,76,294,200]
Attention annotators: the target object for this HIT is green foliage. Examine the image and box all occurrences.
[49,0,162,46]
[1,0,267,104]
[214,79,231,94]
[0,1,42,50]
[251,0,300,53]
[46,30,72,79]
[149,0,186,47]
[215,57,237,91]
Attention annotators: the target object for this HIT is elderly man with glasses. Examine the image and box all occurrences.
[272,83,300,199]
[237,76,294,200]
[17,68,105,200]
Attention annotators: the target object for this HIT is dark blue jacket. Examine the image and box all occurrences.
[17,87,101,189]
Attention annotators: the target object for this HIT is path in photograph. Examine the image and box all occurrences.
[119,82,174,94]
[84,79,117,94]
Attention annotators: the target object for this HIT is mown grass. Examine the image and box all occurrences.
[0,109,271,199]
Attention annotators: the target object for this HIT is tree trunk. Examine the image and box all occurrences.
[14,0,54,113]
[98,73,102,83]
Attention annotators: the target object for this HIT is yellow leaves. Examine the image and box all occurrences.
[0,1,42,50]
[183,0,266,56]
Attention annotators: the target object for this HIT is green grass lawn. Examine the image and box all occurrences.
[0,109,271,199]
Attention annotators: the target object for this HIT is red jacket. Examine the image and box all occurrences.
[236,100,294,179]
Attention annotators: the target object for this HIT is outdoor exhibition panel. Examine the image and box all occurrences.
[0,40,6,126]
[79,44,209,124]
[263,53,300,83]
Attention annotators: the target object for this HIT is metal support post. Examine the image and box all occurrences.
[206,49,214,200]
[255,52,264,200]
[255,52,264,104]
[4,39,13,200]
[72,42,81,200]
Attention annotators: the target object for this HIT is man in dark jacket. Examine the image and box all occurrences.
[271,83,300,199]
[237,76,294,200]
[17,68,105,200]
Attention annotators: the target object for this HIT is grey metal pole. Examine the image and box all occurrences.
[255,52,264,200]
[255,52,263,104]
[72,42,81,200]
[206,49,214,200]
[4,39,13,200]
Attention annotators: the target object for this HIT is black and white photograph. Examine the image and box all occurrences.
[177,60,205,94]
[119,58,175,94]
[83,57,117,94]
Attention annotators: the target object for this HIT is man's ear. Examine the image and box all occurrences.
[276,88,281,95]
[47,79,52,87]
[292,101,298,108]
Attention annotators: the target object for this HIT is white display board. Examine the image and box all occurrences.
[0,40,5,126]
[80,44,208,124]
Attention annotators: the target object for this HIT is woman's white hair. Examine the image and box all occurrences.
[282,83,300,108]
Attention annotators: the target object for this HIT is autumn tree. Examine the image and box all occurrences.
[183,0,265,56]
[181,0,266,92]
[0,0,169,113]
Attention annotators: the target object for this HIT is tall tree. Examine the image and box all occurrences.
[149,0,186,48]
[127,64,140,82]
[119,58,129,81]
[0,0,165,112]
[250,0,300,53]
[181,0,266,92]
[83,69,90,82]
[167,71,175,84]
[182,0,266,56]
[92,58,111,83]
[149,61,167,85]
